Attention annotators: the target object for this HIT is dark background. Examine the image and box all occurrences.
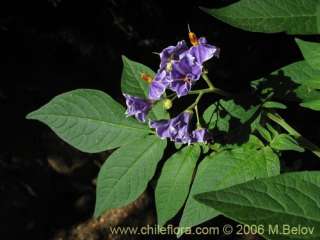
[1,0,319,239]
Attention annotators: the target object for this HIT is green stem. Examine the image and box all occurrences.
[194,105,201,128]
[185,73,231,113]
[167,93,176,98]
[170,95,177,101]
[202,72,214,89]
[189,87,230,97]
[267,112,320,158]
[187,92,204,111]
[189,73,231,97]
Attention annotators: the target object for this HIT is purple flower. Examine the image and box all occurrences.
[170,53,202,97]
[149,112,192,143]
[189,37,219,64]
[123,94,152,122]
[190,128,211,143]
[159,40,188,70]
[148,70,172,100]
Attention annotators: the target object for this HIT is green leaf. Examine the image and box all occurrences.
[296,38,320,69]
[120,56,167,120]
[271,134,305,152]
[155,145,201,226]
[300,99,320,111]
[266,123,280,138]
[195,171,320,240]
[244,134,265,149]
[251,60,320,103]
[203,103,230,132]
[148,100,170,120]
[279,61,320,89]
[295,85,320,102]
[26,89,149,153]
[179,145,279,236]
[256,124,272,142]
[220,99,259,124]
[121,55,154,98]
[263,101,287,109]
[201,0,320,34]
[94,135,166,217]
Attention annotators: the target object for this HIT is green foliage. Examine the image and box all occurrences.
[201,0,320,34]
[94,135,166,217]
[263,101,287,109]
[155,145,201,226]
[251,60,320,107]
[179,143,280,236]
[256,124,273,142]
[203,103,230,132]
[121,55,154,98]
[300,99,320,111]
[271,134,305,152]
[296,38,320,69]
[279,61,320,89]
[195,171,320,240]
[26,89,149,153]
[220,99,259,124]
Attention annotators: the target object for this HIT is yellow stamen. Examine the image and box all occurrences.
[166,61,173,72]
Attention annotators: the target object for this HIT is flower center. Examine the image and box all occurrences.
[183,74,193,84]
[166,60,174,72]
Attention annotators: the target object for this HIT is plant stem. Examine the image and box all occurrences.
[194,105,201,128]
[167,93,176,98]
[185,73,231,113]
[170,95,177,101]
[189,87,230,97]
[267,112,320,158]
[187,92,204,111]
[189,73,231,97]
[202,72,214,89]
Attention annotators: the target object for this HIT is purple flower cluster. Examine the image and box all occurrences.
[123,35,219,144]
[149,112,211,144]
[149,38,219,99]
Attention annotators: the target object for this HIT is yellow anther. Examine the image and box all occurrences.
[140,72,153,84]
[188,24,199,46]
[166,61,173,72]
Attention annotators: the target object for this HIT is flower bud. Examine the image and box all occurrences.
[163,99,173,110]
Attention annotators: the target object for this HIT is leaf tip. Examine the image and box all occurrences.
[25,111,36,120]
[294,38,304,48]
[199,6,210,14]
[121,54,129,63]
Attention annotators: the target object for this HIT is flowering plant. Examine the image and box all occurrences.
[27,1,320,239]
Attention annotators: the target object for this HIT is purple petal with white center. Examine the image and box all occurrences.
[123,94,151,122]
[190,128,212,143]
[159,40,188,70]
[189,37,219,64]
[169,53,202,97]
[149,119,172,139]
[148,70,171,100]
[150,112,192,143]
